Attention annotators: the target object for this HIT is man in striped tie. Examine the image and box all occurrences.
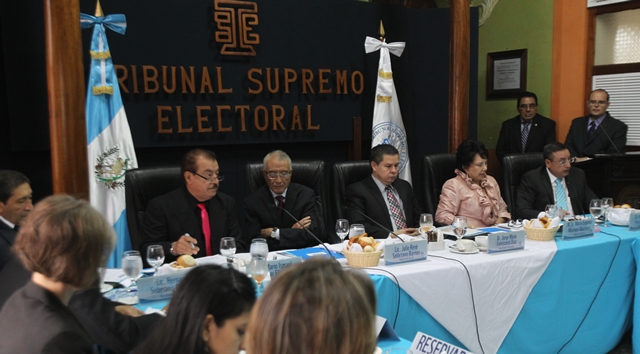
[515,142,598,220]
[346,144,422,239]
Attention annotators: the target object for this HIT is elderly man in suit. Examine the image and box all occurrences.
[565,89,628,158]
[141,148,243,262]
[516,142,598,220]
[244,150,323,251]
[346,144,422,239]
[495,91,556,164]
[0,170,33,271]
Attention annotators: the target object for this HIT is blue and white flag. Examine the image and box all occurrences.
[365,36,412,185]
[82,11,137,268]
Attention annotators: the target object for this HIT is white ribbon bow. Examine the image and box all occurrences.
[364,36,406,57]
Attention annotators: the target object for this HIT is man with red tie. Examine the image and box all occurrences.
[141,149,243,262]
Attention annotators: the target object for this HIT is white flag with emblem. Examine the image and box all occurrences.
[365,36,412,185]
[82,9,138,268]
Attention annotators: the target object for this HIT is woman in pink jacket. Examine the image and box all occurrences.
[436,140,511,228]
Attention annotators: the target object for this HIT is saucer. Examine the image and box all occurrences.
[449,245,479,254]
[477,246,487,252]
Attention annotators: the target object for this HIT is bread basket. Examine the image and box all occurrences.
[343,250,382,268]
[523,222,560,241]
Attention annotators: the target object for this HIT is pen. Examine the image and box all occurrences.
[185,233,195,248]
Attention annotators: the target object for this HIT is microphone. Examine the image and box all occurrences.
[270,204,335,260]
[596,122,621,154]
[342,206,404,242]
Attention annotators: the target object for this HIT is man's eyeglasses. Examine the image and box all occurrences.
[588,100,608,106]
[518,104,537,109]
[191,171,224,182]
[264,171,292,180]
[553,157,576,166]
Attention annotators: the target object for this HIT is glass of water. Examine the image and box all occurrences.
[602,197,613,227]
[146,245,165,276]
[349,224,365,238]
[335,219,349,243]
[419,213,434,237]
[122,250,143,292]
[452,216,468,241]
[250,238,269,258]
[220,237,237,265]
[545,204,557,219]
[590,199,603,222]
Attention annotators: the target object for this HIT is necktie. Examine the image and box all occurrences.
[275,195,284,216]
[521,122,531,152]
[555,179,568,212]
[197,203,212,256]
[588,121,597,140]
[385,185,407,229]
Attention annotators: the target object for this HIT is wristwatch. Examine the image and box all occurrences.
[170,242,176,255]
[270,227,278,238]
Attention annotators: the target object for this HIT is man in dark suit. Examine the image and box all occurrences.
[141,148,243,262]
[565,89,628,157]
[516,142,598,220]
[496,91,556,163]
[346,144,422,239]
[244,150,323,251]
[0,170,32,271]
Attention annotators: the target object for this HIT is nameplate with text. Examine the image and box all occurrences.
[487,231,525,254]
[384,239,427,265]
[411,331,471,354]
[137,270,193,301]
[267,256,302,278]
[629,211,640,231]
[562,219,595,239]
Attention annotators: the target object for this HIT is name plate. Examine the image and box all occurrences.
[384,239,427,265]
[487,231,525,254]
[411,331,472,354]
[267,256,302,278]
[562,219,595,239]
[137,269,192,301]
[629,211,640,231]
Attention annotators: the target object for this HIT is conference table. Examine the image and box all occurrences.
[370,225,638,354]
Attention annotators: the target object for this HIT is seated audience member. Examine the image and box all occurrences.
[0,170,33,271]
[346,144,421,239]
[246,258,377,354]
[436,140,510,227]
[495,91,556,163]
[244,150,323,251]
[0,195,115,353]
[565,89,628,158]
[141,148,243,263]
[134,264,256,354]
[516,142,598,219]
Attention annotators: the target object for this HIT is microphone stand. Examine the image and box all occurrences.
[271,204,336,260]
[596,121,622,154]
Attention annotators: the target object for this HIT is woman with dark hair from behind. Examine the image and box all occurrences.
[246,258,377,354]
[0,195,116,353]
[436,139,510,228]
[134,264,256,354]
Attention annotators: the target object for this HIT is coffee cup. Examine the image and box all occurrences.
[456,239,477,252]
[475,235,488,249]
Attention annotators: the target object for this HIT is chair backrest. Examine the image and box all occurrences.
[245,160,328,239]
[422,153,457,216]
[125,166,183,252]
[501,153,543,215]
[330,160,372,222]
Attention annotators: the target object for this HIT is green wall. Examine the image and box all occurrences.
[476,0,554,149]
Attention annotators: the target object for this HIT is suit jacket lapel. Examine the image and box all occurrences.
[260,185,281,223]
[540,168,554,205]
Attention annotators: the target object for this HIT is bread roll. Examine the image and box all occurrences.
[358,236,373,248]
[363,245,375,252]
[176,255,196,268]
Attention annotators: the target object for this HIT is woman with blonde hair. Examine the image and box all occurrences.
[246,258,377,354]
[0,195,115,353]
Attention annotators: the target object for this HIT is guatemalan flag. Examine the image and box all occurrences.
[365,36,412,185]
[81,7,138,268]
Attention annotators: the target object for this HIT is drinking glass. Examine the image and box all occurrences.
[250,238,269,258]
[452,216,467,241]
[590,199,603,222]
[602,197,613,227]
[545,204,557,219]
[335,219,349,242]
[419,213,434,236]
[248,256,268,295]
[122,250,143,292]
[349,223,365,238]
[145,245,165,276]
[220,237,237,265]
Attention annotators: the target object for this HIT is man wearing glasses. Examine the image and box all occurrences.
[515,142,597,220]
[141,148,242,262]
[565,89,628,158]
[243,150,323,251]
[495,91,556,164]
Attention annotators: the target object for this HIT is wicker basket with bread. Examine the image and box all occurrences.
[343,234,382,267]
[523,216,560,241]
